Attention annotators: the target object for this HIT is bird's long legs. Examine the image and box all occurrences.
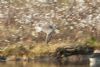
[45,32,52,44]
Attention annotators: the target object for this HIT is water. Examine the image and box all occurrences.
[0,61,90,67]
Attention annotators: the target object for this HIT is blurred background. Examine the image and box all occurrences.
[0,0,100,47]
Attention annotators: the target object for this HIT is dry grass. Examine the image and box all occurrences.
[30,42,69,57]
[0,40,99,60]
[0,41,70,58]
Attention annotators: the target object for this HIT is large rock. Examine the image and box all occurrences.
[94,49,100,53]
[54,45,94,59]
[89,49,100,67]
[91,49,100,58]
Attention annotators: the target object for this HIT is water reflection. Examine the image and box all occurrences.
[0,61,90,67]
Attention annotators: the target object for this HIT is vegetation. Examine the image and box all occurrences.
[0,0,100,60]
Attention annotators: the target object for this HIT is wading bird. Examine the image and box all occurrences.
[34,21,58,44]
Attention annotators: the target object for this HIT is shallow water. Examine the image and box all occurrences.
[0,61,90,67]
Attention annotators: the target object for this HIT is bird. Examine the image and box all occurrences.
[34,21,58,44]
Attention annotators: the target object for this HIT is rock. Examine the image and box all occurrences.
[6,55,16,61]
[54,45,94,59]
[89,50,100,67]
[0,56,6,61]
[91,49,100,58]
[21,55,28,61]
[6,55,29,61]
[89,58,100,67]
[94,49,100,53]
